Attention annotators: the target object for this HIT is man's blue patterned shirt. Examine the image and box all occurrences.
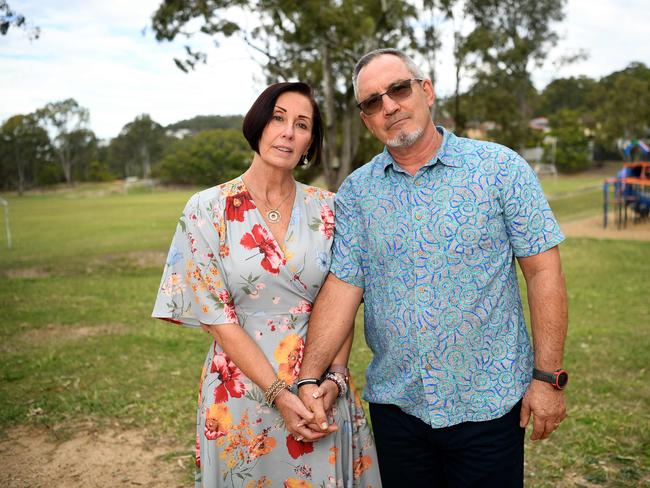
[330,127,565,427]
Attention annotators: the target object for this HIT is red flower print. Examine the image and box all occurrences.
[240,224,286,274]
[195,434,201,467]
[319,204,334,239]
[225,191,256,222]
[210,350,246,403]
[289,300,312,315]
[286,434,314,459]
[214,289,238,324]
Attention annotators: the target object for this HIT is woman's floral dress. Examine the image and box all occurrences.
[152,177,381,488]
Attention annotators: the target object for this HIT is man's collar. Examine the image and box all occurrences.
[371,126,463,177]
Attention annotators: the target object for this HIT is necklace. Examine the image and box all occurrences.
[243,177,295,223]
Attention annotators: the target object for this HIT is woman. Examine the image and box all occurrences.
[152,82,381,488]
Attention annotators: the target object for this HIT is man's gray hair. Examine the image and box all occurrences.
[352,48,426,101]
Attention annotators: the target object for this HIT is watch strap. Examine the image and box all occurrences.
[532,368,556,384]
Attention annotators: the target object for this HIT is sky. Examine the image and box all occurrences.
[1,0,649,140]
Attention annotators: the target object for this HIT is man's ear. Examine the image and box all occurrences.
[422,79,435,108]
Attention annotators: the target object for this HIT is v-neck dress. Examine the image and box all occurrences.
[152,177,381,488]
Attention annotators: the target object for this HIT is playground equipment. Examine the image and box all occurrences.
[623,139,650,161]
[603,161,650,228]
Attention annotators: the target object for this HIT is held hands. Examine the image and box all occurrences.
[298,383,339,437]
[274,389,336,442]
[520,380,567,440]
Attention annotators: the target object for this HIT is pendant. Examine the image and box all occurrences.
[267,210,281,223]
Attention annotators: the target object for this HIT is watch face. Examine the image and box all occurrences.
[557,371,569,388]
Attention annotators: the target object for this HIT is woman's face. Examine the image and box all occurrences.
[256,91,314,171]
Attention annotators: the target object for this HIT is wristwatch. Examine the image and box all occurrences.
[532,368,569,390]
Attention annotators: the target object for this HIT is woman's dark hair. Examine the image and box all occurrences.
[242,82,323,167]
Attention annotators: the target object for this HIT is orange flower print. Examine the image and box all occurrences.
[274,334,304,383]
[219,244,229,257]
[249,430,277,459]
[204,403,232,440]
[284,478,312,488]
[353,455,373,479]
[246,477,271,488]
[328,447,338,464]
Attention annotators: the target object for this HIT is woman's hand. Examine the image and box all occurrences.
[274,389,335,442]
[315,379,340,413]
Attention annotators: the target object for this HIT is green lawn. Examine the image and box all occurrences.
[0,177,648,487]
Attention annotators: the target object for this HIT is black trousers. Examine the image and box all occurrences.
[369,401,524,488]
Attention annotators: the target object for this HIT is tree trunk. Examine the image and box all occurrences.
[321,44,338,190]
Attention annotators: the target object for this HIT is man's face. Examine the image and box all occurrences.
[356,55,435,148]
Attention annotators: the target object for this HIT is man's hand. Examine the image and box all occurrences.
[520,380,567,440]
[298,384,338,436]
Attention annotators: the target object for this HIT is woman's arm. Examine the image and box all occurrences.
[202,323,334,441]
[316,326,354,412]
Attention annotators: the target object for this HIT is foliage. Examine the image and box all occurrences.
[166,115,244,134]
[0,113,51,194]
[457,0,567,148]
[0,0,39,39]
[151,0,437,190]
[36,99,95,185]
[535,76,599,118]
[592,62,650,151]
[155,128,251,186]
[547,109,590,173]
[108,114,169,179]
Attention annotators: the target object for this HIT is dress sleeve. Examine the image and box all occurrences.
[501,153,565,257]
[151,192,239,328]
[329,178,366,289]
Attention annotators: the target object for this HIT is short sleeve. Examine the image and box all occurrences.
[151,192,239,328]
[501,154,565,257]
[329,177,365,288]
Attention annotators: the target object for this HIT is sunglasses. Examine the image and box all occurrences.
[357,78,423,115]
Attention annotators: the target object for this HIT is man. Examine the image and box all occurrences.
[298,48,568,487]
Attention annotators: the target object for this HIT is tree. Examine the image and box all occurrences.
[155,129,251,186]
[166,115,244,134]
[109,114,168,178]
[536,76,598,117]
[0,113,50,195]
[0,1,40,39]
[592,62,650,152]
[548,109,590,172]
[151,0,442,189]
[37,99,93,185]
[461,0,567,148]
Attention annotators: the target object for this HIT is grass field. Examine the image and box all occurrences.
[0,173,648,487]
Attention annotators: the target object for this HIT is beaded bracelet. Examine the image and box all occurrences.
[264,378,288,406]
[325,372,348,398]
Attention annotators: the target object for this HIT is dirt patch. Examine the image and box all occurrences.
[0,424,188,488]
[0,324,130,354]
[4,268,51,279]
[561,212,650,241]
[92,251,167,269]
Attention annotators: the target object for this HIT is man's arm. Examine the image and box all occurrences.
[517,245,568,440]
[299,272,363,431]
